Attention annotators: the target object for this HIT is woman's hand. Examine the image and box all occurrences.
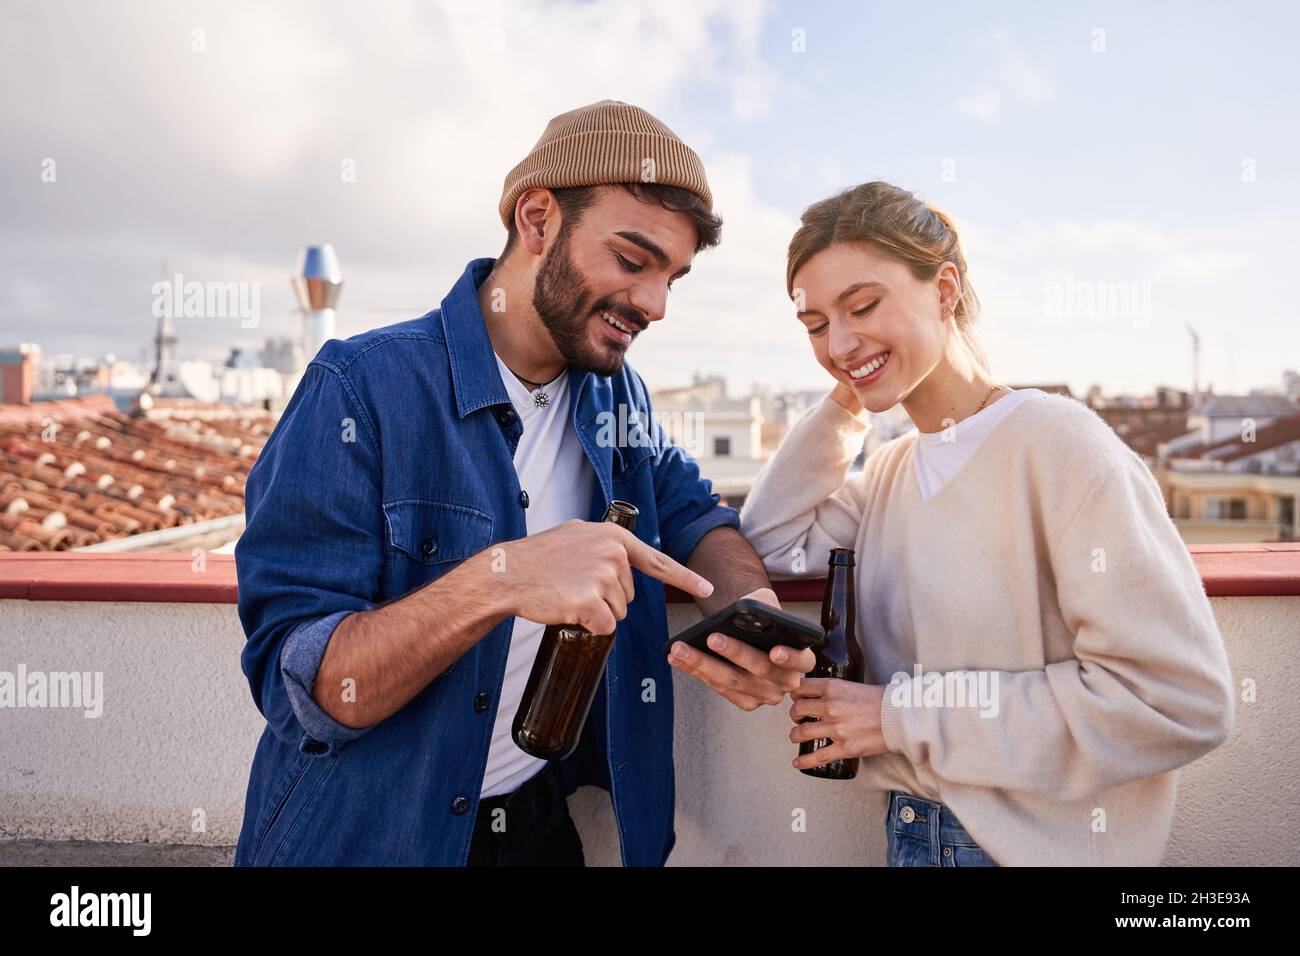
[829,382,865,416]
[788,677,889,769]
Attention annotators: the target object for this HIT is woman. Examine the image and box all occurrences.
[740,181,1235,867]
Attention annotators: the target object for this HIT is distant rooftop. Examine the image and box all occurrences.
[1192,394,1300,417]
[1,396,273,552]
[1170,412,1300,464]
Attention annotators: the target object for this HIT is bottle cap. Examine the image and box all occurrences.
[605,500,639,533]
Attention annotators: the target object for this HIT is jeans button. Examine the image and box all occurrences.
[899,805,916,823]
[474,692,490,713]
[451,795,470,815]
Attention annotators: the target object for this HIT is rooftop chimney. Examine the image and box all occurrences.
[0,342,40,405]
[292,245,343,365]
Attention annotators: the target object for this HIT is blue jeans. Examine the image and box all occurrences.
[885,790,1000,867]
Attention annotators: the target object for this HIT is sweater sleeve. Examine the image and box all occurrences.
[878,449,1236,803]
[739,394,872,577]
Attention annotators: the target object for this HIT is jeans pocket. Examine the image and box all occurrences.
[888,830,933,867]
[949,843,999,867]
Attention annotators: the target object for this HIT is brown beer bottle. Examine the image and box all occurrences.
[513,500,639,760]
[799,547,864,779]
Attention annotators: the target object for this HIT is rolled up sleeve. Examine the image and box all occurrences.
[278,610,374,753]
[235,362,385,757]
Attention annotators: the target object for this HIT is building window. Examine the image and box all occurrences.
[713,436,731,457]
[1278,496,1295,528]
[1228,498,1247,520]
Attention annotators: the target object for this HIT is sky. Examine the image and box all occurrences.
[1,0,1296,399]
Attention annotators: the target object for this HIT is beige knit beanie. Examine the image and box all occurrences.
[498,99,713,229]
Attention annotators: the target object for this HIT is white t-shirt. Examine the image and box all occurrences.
[479,353,596,798]
[912,388,1045,500]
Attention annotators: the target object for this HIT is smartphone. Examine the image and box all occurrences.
[664,598,825,663]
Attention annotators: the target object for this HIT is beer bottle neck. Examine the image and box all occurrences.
[603,500,638,533]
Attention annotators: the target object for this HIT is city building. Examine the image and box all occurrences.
[1091,384,1300,544]
[651,374,766,507]
[1154,405,1300,543]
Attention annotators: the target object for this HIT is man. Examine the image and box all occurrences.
[233,100,814,867]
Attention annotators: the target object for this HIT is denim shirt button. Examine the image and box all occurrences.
[497,408,513,424]
[474,692,490,713]
[421,537,438,557]
[451,795,470,815]
[518,490,529,509]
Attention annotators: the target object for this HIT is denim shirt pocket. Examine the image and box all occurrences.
[383,499,494,564]
[382,500,494,676]
[251,749,343,865]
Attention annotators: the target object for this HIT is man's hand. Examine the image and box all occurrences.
[666,588,817,711]
[501,519,714,636]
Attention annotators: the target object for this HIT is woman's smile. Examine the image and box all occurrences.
[844,349,892,388]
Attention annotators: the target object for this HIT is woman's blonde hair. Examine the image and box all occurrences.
[786,181,988,370]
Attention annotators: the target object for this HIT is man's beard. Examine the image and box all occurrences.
[532,230,642,377]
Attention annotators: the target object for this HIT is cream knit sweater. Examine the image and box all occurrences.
[740,390,1235,866]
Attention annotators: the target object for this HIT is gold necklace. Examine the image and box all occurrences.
[975,383,1007,413]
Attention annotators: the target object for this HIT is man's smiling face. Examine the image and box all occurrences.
[531,185,697,377]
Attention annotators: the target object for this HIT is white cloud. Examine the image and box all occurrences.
[0,0,785,375]
[954,89,1002,121]
[4,2,1288,403]
[634,150,813,391]
[992,31,1055,103]
[946,215,1287,396]
[1052,220,1171,253]
[954,31,1055,121]
[1152,251,1249,281]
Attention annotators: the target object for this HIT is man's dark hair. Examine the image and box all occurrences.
[499,181,722,262]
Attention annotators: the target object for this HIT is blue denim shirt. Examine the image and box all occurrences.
[233,256,738,866]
